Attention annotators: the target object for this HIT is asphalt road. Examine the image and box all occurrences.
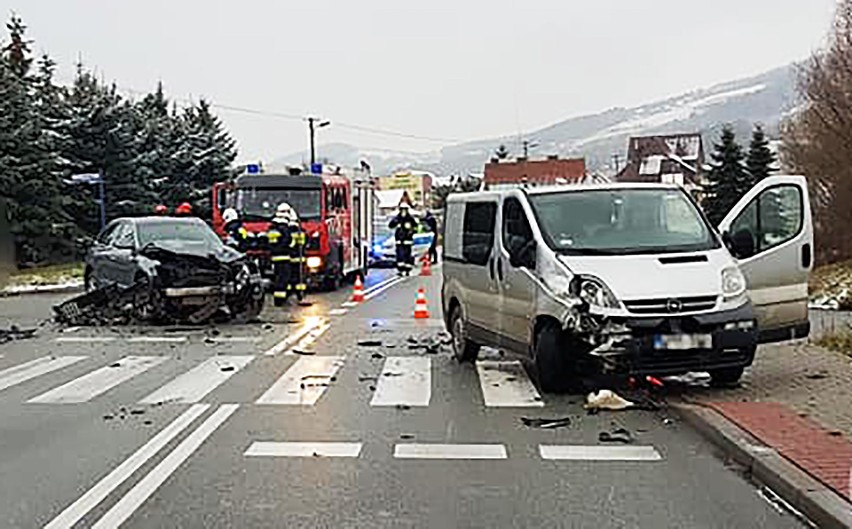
[0,268,805,528]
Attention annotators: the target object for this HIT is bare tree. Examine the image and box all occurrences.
[782,0,852,264]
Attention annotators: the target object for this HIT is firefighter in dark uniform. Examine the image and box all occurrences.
[389,203,417,276]
[422,209,439,264]
[287,207,307,298]
[269,203,294,307]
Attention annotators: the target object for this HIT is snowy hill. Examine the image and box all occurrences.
[276,64,797,175]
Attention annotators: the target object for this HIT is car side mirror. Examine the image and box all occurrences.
[724,229,756,259]
[509,239,536,269]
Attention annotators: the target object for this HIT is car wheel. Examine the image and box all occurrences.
[709,366,745,386]
[534,321,574,394]
[450,305,479,362]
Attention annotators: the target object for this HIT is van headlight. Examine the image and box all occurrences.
[573,275,621,309]
[721,266,746,298]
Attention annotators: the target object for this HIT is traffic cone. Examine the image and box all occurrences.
[413,287,430,319]
[420,255,432,276]
[351,275,365,303]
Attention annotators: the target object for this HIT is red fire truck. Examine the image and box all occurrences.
[212,167,375,290]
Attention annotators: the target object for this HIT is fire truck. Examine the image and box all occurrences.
[212,166,375,291]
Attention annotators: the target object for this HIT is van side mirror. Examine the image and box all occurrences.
[723,229,756,259]
[509,239,536,269]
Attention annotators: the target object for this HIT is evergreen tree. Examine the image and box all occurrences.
[745,124,777,185]
[2,14,32,78]
[702,126,750,225]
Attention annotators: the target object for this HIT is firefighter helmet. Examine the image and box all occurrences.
[175,202,192,215]
[222,208,238,224]
[274,202,293,222]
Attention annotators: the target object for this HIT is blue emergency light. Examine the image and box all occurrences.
[246,164,261,174]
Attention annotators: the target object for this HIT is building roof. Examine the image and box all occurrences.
[484,157,586,185]
[618,133,704,184]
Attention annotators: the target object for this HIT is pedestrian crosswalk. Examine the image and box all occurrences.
[1,354,575,410]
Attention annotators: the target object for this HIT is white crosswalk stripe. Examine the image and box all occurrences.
[476,360,544,407]
[245,441,362,458]
[539,445,662,461]
[256,356,344,405]
[370,357,431,407]
[0,356,87,393]
[28,356,168,404]
[139,356,255,404]
[394,444,508,460]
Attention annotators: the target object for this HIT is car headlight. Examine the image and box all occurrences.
[721,266,746,298]
[575,275,621,309]
[306,256,322,269]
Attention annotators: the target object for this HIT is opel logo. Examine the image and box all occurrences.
[666,298,683,313]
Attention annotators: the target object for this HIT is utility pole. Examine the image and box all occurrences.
[521,139,538,158]
[307,117,331,166]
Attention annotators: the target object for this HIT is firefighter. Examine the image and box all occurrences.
[175,202,193,216]
[154,204,168,215]
[222,208,241,249]
[287,207,308,297]
[389,203,417,276]
[422,209,439,264]
[269,203,294,306]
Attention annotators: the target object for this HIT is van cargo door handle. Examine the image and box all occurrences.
[496,258,504,281]
[488,257,495,281]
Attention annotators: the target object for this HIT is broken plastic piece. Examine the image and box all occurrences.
[645,375,664,388]
[584,389,635,411]
[520,417,572,429]
[599,427,634,444]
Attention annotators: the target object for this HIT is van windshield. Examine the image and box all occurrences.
[528,188,719,255]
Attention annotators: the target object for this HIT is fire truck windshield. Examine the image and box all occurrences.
[235,188,321,220]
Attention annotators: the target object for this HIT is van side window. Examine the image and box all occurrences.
[729,184,803,258]
[462,202,497,265]
[502,198,533,256]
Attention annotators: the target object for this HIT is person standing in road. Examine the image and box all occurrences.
[389,203,417,276]
[422,209,439,264]
[287,208,307,297]
[269,203,293,306]
[222,208,242,249]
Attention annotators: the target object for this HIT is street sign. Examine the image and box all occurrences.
[65,173,103,185]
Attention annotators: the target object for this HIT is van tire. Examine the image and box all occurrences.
[450,306,479,362]
[534,321,573,393]
[709,366,745,386]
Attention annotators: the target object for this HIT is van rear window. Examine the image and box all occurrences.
[462,202,497,265]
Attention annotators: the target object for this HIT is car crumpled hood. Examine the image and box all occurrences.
[557,249,733,300]
[141,241,243,264]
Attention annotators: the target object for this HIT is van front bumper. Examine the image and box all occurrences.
[590,303,758,376]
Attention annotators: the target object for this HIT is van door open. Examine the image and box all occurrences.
[497,196,537,354]
[718,175,813,342]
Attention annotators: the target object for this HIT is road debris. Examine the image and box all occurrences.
[805,372,828,380]
[370,352,384,360]
[585,389,635,411]
[358,340,383,347]
[292,349,316,356]
[400,434,415,440]
[358,375,378,382]
[0,325,37,343]
[395,404,411,411]
[599,427,634,444]
[219,365,236,372]
[520,416,572,429]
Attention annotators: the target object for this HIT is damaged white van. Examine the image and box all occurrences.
[441,176,812,392]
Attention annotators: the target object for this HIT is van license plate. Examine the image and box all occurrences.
[653,334,713,350]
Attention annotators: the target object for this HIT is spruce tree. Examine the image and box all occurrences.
[2,14,32,78]
[746,124,777,185]
[702,126,750,225]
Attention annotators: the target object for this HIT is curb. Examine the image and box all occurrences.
[0,283,84,297]
[673,402,852,529]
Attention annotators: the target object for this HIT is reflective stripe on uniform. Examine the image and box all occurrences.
[273,291,288,298]
[267,230,282,243]
[295,284,307,291]
[271,255,291,262]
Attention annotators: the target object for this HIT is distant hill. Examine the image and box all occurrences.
[275,64,798,176]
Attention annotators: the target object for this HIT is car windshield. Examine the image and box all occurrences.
[529,188,719,255]
[137,220,223,251]
[236,188,321,220]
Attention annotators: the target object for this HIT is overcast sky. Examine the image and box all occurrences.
[4,0,839,162]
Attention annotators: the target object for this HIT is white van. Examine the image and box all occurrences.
[441,176,812,392]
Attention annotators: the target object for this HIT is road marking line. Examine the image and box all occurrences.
[245,441,362,458]
[370,357,431,407]
[0,356,87,393]
[340,301,358,308]
[42,404,210,529]
[362,274,406,297]
[283,323,330,356]
[28,356,168,404]
[90,404,238,529]
[139,356,255,404]
[262,317,325,356]
[363,276,407,301]
[127,336,188,343]
[256,356,344,405]
[539,445,662,461]
[328,308,348,316]
[205,336,262,344]
[55,337,117,343]
[394,444,507,460]
[475,360,543,408]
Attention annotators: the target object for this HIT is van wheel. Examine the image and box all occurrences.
[709,366,745,386]
[534,321,574,393]
[450,306,479,362]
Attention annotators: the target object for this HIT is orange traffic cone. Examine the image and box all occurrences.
[420,255,432,276]
[351,275,365,303]
[414,287,430,319]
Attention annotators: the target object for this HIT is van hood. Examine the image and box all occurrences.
[558,250,734,300]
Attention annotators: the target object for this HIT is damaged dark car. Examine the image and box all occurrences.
[56,217,265,325]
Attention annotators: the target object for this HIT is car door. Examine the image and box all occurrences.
[718,175,813,342]
[89,222,120,287]
[109,221,138,287]
[496,196,537,354]
[459,200,500,344]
